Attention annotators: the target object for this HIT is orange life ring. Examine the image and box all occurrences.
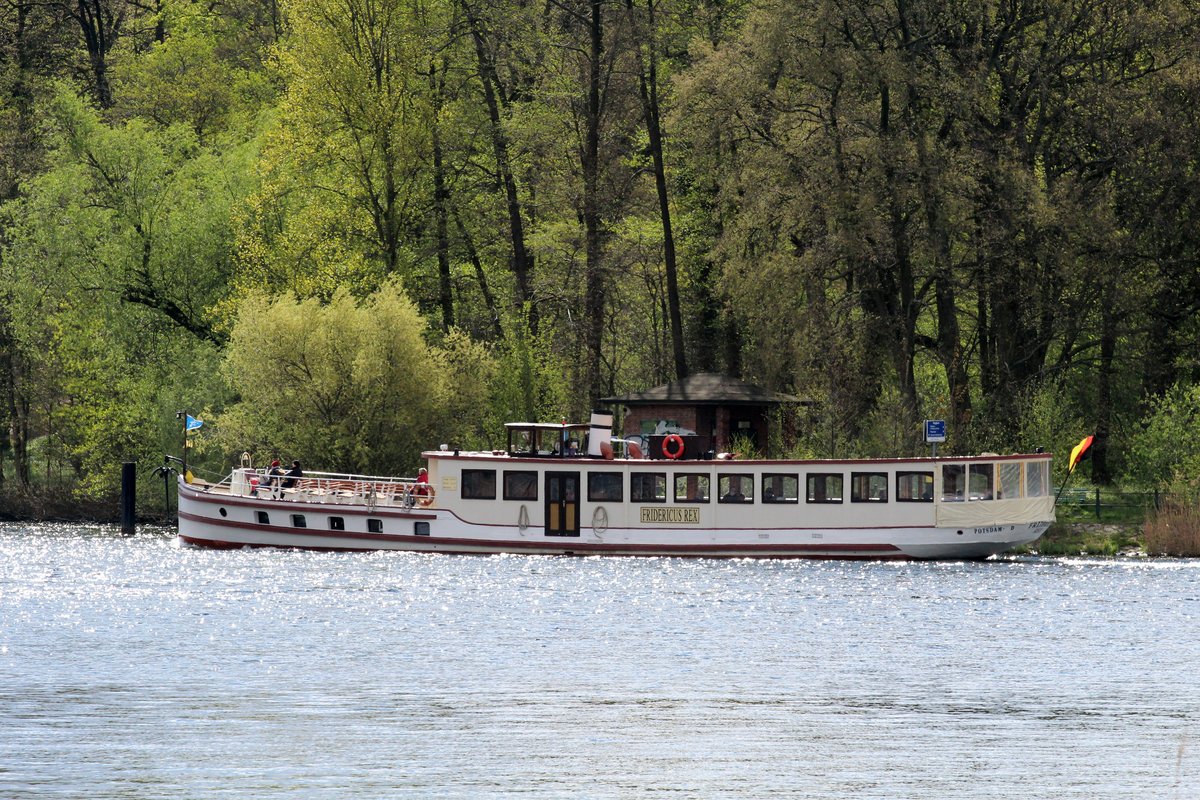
[662,434,685,460]
[415,485,436,507]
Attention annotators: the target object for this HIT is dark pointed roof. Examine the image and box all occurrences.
[601,373,802,407]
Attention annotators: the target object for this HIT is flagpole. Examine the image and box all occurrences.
[179,410,188,485]
[1054,465,1077,504]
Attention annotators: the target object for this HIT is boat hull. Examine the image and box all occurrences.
[177,480,1050,560]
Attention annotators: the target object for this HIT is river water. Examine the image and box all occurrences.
[1,523,1197,799]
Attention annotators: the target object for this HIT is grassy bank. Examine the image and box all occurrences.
[1026,522,1144,556]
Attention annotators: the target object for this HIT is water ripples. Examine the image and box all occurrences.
[1,523,1198,798]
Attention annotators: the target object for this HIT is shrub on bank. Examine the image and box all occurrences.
[1144,495,1200,556]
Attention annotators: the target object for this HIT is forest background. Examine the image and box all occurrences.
[2,0,1200,514]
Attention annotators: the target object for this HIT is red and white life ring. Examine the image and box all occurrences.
[662,433,685,460]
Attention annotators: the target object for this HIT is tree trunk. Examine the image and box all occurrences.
[73,0,121,108]
[464,3,538,333]
[431,58,454,331]
[626,0,686,379]
[453,209,504,338]
[579,0,606,405]
[1092,291,1118,484]
[936,273,971,451]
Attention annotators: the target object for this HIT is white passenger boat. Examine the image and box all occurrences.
[177,413,1055,559]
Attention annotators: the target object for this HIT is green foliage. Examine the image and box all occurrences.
[110,7,275,140]
[965,380,1088,476]
[236,0,435,299]
[4,0,1200,510]
[1124,383,1200,490]
[216,282,496,474]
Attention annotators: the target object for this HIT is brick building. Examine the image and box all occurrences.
[601,373,802,459]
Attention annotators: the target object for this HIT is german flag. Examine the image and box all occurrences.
[1068,435,1094,472]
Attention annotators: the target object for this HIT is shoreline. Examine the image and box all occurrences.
[0,498,1149,556]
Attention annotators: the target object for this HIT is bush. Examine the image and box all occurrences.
[1144,495,1200,556]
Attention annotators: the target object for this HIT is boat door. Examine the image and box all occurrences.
[544,471,580,537]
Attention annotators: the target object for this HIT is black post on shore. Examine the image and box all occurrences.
[120,461,136,535]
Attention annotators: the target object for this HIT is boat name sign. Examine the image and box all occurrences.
[640,507,700,524]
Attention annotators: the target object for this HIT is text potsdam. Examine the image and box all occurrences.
[640,507,700,524]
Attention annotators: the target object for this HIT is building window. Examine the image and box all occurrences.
[291,514,307,528]
[631,473,667,502]
[806,473,843,503]
[329,516,345,531]
[462,469,497,499]
[504,470,539,501]
[718,474,754,503]
[256,511,269,524]
[414,521,431,536]
[762,474,799,503]
[896,471,934,502]
[674,473,710,503]
[367,518,383,533]
[851,472,888,503]
[588,471,623,502]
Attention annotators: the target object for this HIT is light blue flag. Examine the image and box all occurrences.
[185,414,204,431]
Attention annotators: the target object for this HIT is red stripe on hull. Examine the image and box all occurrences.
[177,514,906,559]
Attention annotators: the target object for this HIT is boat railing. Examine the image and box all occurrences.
[220,467,434,508]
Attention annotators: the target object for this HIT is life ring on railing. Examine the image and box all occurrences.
[414,484,436,507]
[662,434,685,460]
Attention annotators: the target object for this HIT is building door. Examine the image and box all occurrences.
[545,471,580,537]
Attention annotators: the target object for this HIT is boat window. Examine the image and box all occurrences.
[718,474,754,503]
[674,473,710,503]
[462,469,497,499]
[503,470,539,501]
[291,514,307,528]
[367,518,383,533]
[256,511,270,524]
[896,471,934,502]
[329,516,345,530]
[414,521,430,536]
[999,462,1022,499]
[1026,461,1046,496]
[631,472,667,502]
[851,472,888,503]
[508,428,534,456]
[969,464,994,500]
[806,473,843,503]
[588,471,623,502]
[941,465,965,502]
[762,473,798,503]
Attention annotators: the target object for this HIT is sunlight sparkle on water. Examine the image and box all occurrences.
[0,523,1197,799]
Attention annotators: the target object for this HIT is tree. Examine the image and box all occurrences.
[12,87,244,343]
[245,0,434,299]
[217,282,492,472]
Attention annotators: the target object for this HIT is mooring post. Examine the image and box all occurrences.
[120,461,136,535]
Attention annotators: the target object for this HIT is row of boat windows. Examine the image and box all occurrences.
[460,462,1048,504]
[250,510,430,535]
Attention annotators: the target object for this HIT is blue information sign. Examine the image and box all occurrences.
[924,419,947,443]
